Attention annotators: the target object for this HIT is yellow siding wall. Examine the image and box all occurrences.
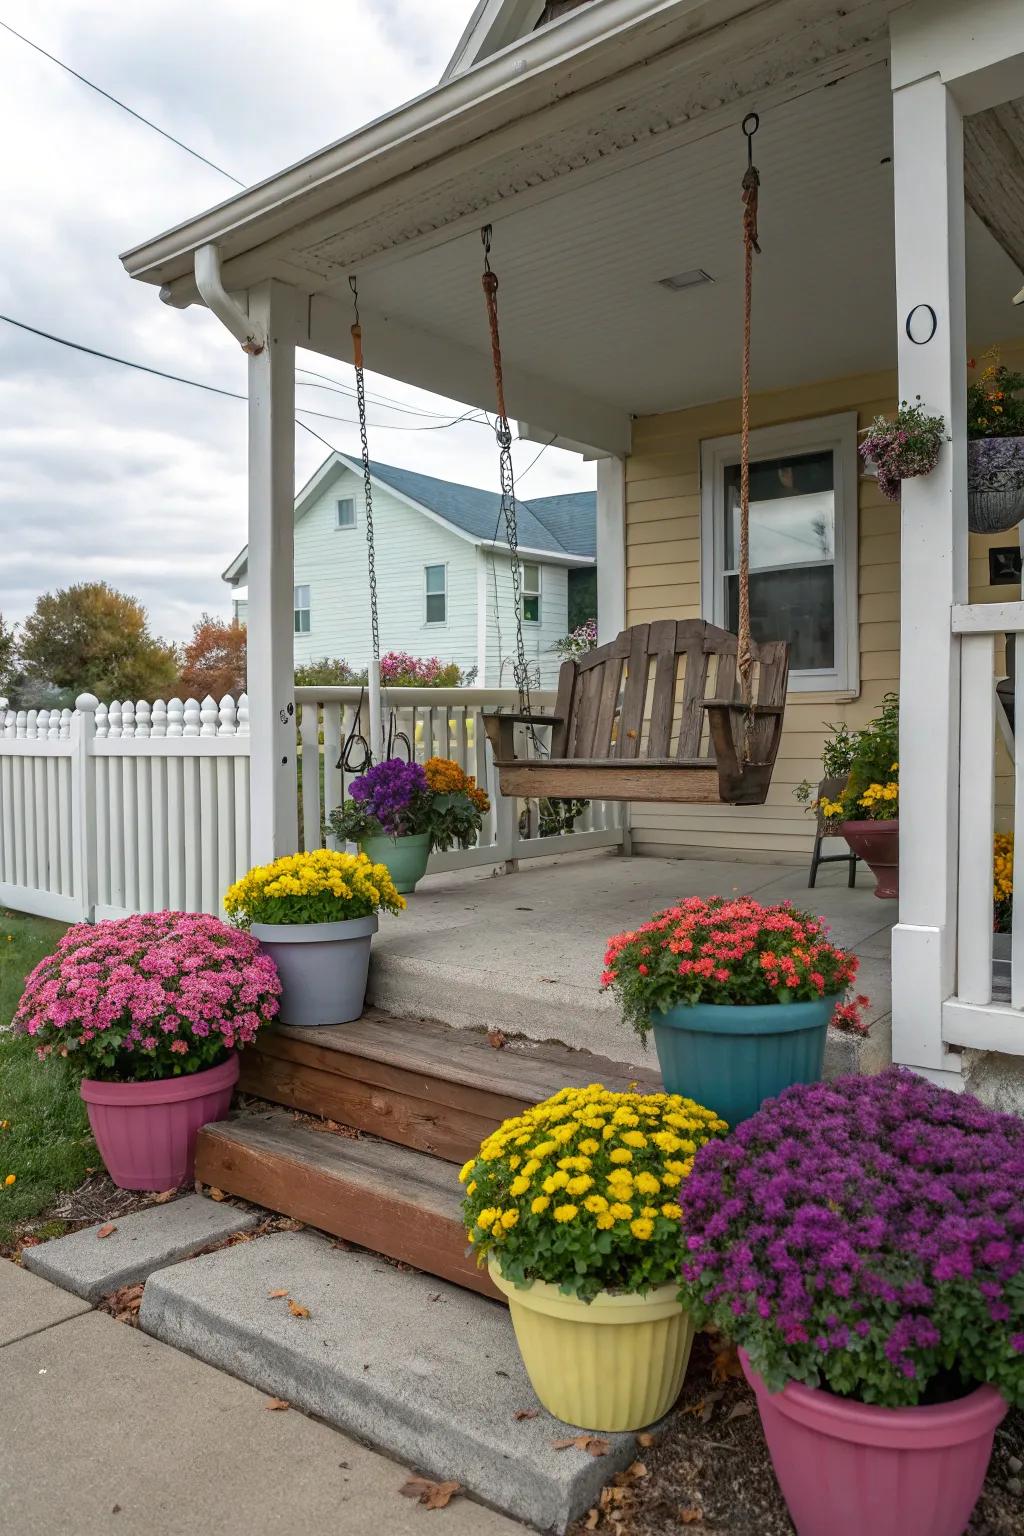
[625,356,1021,861]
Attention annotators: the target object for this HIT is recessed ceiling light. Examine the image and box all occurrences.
[658,269,715,292]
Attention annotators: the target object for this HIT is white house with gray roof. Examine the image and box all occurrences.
[223,452,596,686]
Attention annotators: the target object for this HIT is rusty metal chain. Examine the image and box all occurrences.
[350,275,380,663]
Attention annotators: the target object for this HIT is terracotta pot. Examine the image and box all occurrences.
[741,1351,1006,1536]
[80,1053,239,1191]
[841,818,898,899]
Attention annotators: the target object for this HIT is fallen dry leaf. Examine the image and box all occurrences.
[207,1187,226,1202]
[268,1288,289,1299]
[725,1400,754,1422]
[552,1435,610,1457]
[264,1398,290,1412]
[679,1509,704,1526]
[487,1029,507,1049]
[584,1510,600,1531]
[399,1476,462,1510]
[626,1461,648,1480]
[149,1190,176,1204]
[96,1224,117,1240]
[636,1432,655,1448]
[710,1341,743,1385]
[513,1409,539,1421]
[277,1217,304,1232]
[287,1299,311,1319]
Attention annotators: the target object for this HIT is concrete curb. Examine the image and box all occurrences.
[140,1230,647,1533]
[22,1195,260,1303]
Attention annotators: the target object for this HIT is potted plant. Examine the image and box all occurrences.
[12,912,281,1190]
[326,756,488,894]
[859,397,947,502]
[967,350,1024,533]
[461,1083,727,1430]
[602,896,867,1127]
[993,831,1013,988]
[816,694,900,898]
[678,1069,1022,1536]
[225,848,404,1027]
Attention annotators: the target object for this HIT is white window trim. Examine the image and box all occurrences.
[699,412,860,695]
[336,496,356,529]
[521,560,541,624]
[293,584,311,635]
[424,562,448,627]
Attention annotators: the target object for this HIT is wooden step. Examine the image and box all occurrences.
[239,1008,660,1165]
[196,1111,501,1301]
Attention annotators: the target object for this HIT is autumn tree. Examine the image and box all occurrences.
[178,615,247,698]
[0,613,17,699]
[18,583,178,704]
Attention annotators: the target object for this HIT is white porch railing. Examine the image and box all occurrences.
[945,603,1024,1057]
[0,688,624,923]
[294,686,626,871]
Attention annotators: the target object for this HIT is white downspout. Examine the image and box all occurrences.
[192,244,266,354]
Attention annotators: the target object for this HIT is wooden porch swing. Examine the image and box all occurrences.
[480,114,790,807]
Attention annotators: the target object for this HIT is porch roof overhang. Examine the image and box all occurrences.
[122,0,1024,453]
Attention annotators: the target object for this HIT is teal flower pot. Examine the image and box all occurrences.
[650,997,837,1128]
[359,831,432,894]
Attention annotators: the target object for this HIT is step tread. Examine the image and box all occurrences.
[267,1006,661,1101]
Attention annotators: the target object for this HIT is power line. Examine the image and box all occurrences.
[0,18,245,187]
[0,312,488,433]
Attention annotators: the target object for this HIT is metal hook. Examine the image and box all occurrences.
[481,223,493,271]
[742,112,759,167]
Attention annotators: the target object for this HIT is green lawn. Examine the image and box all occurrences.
[0,909,94,1248]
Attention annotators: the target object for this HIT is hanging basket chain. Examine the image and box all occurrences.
[738,113,761,709]
[350,275,380,664]
[481,225,535,720]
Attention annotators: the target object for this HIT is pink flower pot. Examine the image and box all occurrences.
[841,818,898,899]
[80,1054,240,1191]
[741,1351,1006,1536]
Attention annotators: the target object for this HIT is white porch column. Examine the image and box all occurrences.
[889,72,968,1086]
[246,281,298,863]
[596,456,626,642]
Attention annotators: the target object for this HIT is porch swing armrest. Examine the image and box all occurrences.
[699,699,784,715]
[484,712,562,724]
[483,711,561,762]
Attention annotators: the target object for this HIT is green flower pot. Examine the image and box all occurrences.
[650,997,837,1128]
[359,831,432,894]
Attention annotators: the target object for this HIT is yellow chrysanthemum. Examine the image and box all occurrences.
[584,1194,609,1215]
[620,1130,648,1149]
[509,1175,531,1198]
[609,1148,632,1165]
[634,1171,661,1196]
[661,1202,682,1220]
[531,1195,550,1215]
[458,1159,475,1184]
[522,1158,541,1177]
[499,1209,520,1230]
[566,1174,593,1196]
[630,1218,654,1240]
[553,1204,578,1223]
[543,1170,570,1194]
[609,1202,634,1221]
[477,1208,499,1230]
[595,1211,615,1231]
[579,1138,600,1156]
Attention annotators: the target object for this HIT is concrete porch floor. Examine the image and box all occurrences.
[368,850,894,1075]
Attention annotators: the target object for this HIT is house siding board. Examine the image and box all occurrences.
[482,551,568,688]
[290,467,479,676]
[624,357,1019,859]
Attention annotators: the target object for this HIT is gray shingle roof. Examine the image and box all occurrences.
[366,460,595,560]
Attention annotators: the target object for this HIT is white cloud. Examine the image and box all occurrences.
[0,1,594,643]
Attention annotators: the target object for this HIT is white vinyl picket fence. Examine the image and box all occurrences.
[0,687,624,923]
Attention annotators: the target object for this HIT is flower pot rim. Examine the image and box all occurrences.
[840,817,899,833]
[653,995,839,1037]
[740,1350,1007,1449]
[487,1257,683,1321]
[359,830,432,847]
[80,1051,240,1106]
[250,914,379,943]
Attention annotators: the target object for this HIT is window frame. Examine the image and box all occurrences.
[336,496,356,529]
[293,583,311,635]
[424,563,448,626]
[699,412,860,695]
[521,560,541,624]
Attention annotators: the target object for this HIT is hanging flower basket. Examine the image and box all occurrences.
[967,436,1024,534]
[859,399,947,502]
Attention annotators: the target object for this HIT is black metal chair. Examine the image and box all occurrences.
[807,775,858,889]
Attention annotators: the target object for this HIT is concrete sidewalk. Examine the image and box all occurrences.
[0,1262,526,1536]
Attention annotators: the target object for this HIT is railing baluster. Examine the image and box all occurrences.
[957,633,996,1005]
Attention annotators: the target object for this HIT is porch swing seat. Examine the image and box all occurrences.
[482,620,790,807]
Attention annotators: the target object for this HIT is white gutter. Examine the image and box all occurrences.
[119,0,738,294]
[192,245,265,353]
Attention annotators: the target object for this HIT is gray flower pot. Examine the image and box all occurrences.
[251,915,378,1027]
[967,437,1024,534]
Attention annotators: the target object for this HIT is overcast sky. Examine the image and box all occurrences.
[0,1,593,644]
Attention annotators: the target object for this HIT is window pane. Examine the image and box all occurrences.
[726,565,834,671]
[522,562,540,594]
[337,498,355,527]
[294,585,310,606]
[425,565,445,594]
[426,593,446,623]
[294,610,310,635]
[724,451,835,571]
[523,595,540,622]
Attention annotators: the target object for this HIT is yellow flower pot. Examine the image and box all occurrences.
[488,1259,694,1431]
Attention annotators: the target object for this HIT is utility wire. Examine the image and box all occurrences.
[0,313,489,433]
[0,18,245,187]
[296,365,488,425]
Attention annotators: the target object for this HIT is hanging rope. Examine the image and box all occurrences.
[481,225,535,721]
[738,112,761,706]
[350,276,380,665]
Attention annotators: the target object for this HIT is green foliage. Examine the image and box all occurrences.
[568,568,597,632]
[18,582,178,705]
[967,350,1024,439]
[0,613,17,700]
[0,911,95,1248]
[178,614,246,698]
[793,721,861,806]
[817,695,900,823]
[294,657,366,687]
